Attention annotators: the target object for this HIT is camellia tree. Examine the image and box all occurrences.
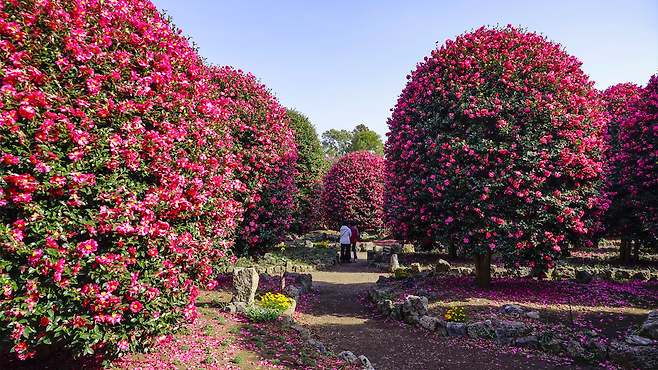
[286,108,327,234]
[600,83,644,260]
[618,75,658,255]
[322,151,385,232]
[0,0,245,362]
[385,25,609,287]
[207,66,299,257]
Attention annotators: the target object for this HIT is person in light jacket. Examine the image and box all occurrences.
[339,220,352,263]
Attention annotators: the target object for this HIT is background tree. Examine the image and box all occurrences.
[208,67,299,257]
[286,108,327,234]
[385,25,608,287]
[321,125,383,157]
[322,151,385,232]
[600,83,645,261]
[619,75,658,257]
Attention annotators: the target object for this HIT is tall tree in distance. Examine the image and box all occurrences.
[321,125,383,158]
[286,109,327,233]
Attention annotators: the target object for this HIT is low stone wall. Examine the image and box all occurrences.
[368,276,658,370]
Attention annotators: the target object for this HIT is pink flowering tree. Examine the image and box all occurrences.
[286,109,327,234]
[618,75,658,254]
[207,67,299,257]
[0,0,242,362]
[600,83,645,260]
[322,151,385,232]
[385,26,609,287]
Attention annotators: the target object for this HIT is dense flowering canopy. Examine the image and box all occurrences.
[207,66,299,256]
[600,83,643,238]
[385,25,609,270]
[286,108,326,234]
[0,0,250,361]
[322,151,385,231]
[619,75,658,242]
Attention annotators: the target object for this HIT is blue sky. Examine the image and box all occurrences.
[150,0,657,140]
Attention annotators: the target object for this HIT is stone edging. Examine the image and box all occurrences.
[367,275,658,370]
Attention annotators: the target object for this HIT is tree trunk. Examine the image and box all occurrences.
[619,239,630,262]
[448,237,457,260]
[632,241,640,262]
[473,252,492,288]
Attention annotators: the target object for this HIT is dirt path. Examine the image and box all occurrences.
[296,252,599,370]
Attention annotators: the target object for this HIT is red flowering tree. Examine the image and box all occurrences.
[385,25,609,287]
[600,83,645,259]
[0,0,242,362]
[207,67,298,256]
[618,75,658,253]
[322,151,385,232]
[286,108,327,234]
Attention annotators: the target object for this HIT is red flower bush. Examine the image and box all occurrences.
[322,151,384,232]
[600,84,644,242]
[207,67,298,256]
[0,0,243,362]
[619,75,658,245]
[384,25,609,286]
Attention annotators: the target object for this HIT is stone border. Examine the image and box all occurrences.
[367,275,658,370]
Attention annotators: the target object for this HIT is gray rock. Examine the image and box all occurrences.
[525,311,541,320]
[410,263,422,274]
[232,267,259,305]
[615,269,632,280]
[419,315,444,332]
[435,319,448,336]
[361,242,375,251]
[416,289,429,297]
[435,259,451,273]
[595,269,614,281]
[640,310,658,340]
[369,287,392,302]
[402,244,415,253]
[516,335,540,350]
[375,275,389,286]
[609,339,658,370]
[543,339,564,354]
[291,323,311,339]
[626,335,655,346]
[583,338,608,363]
[446,322,468,337]
[357,355,375,370]
[633,270,651,281]
[467,321,495,339]
[499,304,525,315]
[283,285,300,300]
[390,302,404,321]
[389,254,400,272]
[377,299,394,317]
[403,295,428,324]
[553,266,575,280]
[495,321,529,346]
[338,351,358,363]
[565,340,585,358]
[575,270,593,284]
[448,267,473,277]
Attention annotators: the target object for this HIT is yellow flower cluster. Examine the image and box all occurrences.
[313,241,330,249]
[260,292,293,312]
[444,306,466,322]
[394,267,411,280]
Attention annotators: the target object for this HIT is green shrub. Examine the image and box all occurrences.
[244,307,281,322]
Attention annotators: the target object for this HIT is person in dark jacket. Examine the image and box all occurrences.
[348,221,359,262]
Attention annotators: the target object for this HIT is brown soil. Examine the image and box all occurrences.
[296,251,600,370]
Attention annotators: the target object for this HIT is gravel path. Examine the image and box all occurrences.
[296,252,599,370]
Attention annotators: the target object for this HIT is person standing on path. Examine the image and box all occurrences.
[348,221,359,262]
[339,220,352,263]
